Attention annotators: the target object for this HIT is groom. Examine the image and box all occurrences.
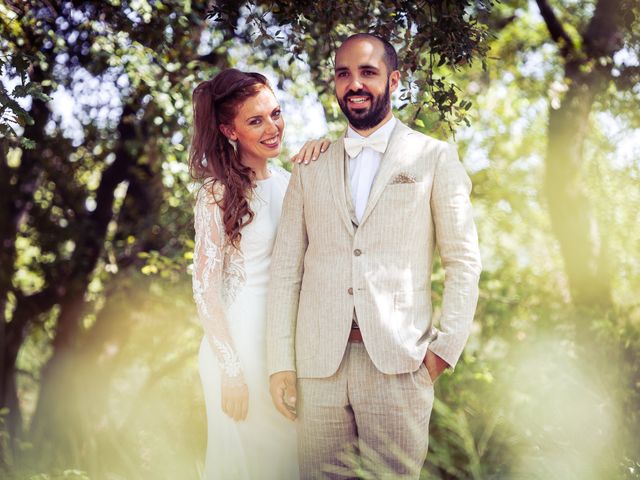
[267,33,481,479]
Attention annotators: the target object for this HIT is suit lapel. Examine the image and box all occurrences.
[359,122,413,226]
[327,136,355,235]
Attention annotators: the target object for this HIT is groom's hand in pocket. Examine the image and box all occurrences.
[269,371,297,421]
[423,350,449,383]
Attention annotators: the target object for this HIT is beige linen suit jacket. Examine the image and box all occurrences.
[267,121,481,379]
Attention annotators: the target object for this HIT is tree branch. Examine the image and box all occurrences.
[613,64,640,90]
[535,0,576,57]
[583,0,624,59]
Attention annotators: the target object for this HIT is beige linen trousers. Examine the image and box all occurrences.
[267,121,481,479]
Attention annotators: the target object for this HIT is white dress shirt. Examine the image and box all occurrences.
[346,116,397,222]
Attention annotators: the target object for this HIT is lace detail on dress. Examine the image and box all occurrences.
[192,186,245,384]
[222,246,246,308]
[211,337,242,378]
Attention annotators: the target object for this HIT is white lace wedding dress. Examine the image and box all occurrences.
[192,167,298,479]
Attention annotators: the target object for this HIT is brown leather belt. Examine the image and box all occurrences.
[348,326,363,343]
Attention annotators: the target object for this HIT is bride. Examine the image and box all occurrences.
[189,69,328,479]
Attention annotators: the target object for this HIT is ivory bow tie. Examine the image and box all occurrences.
[344,136,388,158]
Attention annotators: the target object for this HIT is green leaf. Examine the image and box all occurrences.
[20,137,36,149]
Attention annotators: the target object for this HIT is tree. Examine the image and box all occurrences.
[439,2,640,477]
[0,0,219,471]
[535,0,639,314]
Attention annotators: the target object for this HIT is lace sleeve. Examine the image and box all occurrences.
[192,188,244,386]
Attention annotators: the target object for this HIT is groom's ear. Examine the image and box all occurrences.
[219,124,237,141]
[389,70,401,94]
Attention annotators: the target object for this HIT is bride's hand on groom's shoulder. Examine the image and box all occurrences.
[269,371,298,421]
[290,138,331,165]
[221,378,249,422]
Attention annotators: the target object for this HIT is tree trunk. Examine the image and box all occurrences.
[0,89,51,455]
[538,0,624,316]
[0,141,19,449]
[544,74,613,312]
[26,103,146,466]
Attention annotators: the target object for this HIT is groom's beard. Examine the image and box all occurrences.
[337,79,391,130]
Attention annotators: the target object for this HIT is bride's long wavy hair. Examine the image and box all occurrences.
[189,69,269,248]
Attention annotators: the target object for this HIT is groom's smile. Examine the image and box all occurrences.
[344,91,373,111]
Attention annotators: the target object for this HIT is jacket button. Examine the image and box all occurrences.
[347,287,354,295]
[353,249,362,256]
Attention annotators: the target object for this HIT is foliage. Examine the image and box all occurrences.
[0,0,216,476]
[0,50,50,149]
[28,471,91,480]
[207,0,493,130]
[0,0,639,479]
[420,1,640,477]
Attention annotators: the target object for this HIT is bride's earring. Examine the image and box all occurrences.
[228,139,238,154]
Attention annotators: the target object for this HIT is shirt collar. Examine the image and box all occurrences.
[346,115,397,143]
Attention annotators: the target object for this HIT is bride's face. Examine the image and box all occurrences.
[224,87,285,163]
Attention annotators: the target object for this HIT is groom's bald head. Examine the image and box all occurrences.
[337,33,398,75]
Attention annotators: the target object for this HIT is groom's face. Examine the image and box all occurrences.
[335,38,399,131]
